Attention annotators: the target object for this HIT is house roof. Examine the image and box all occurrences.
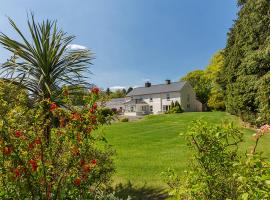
[124,99,148,105]
[126,81,187,97]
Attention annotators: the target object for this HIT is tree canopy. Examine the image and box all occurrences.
[219,0,270,125]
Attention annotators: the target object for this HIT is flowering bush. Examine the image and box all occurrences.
[0,87,115,199]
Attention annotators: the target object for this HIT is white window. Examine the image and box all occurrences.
[166,94,170,101]
[150,96,153,102]
[131,106,134,112]
[150,106,153,112]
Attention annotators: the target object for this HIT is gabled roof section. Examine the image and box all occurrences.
[126,81,187,97]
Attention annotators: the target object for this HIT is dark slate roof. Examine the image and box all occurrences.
[126,81,187,97]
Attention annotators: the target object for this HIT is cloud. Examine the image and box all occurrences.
[66,44,87,50]
[109,86,126,91]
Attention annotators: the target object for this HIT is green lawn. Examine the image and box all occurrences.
[97,112,270,188]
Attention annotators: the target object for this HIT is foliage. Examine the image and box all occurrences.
[0,88,115,199]
[109,89,126,99]
[163,121,270,200]
[0,14,92,101]
[120,117,129,122]
[181,70,211,107]
[0,79,29,116]
[167,101,183,114]
[219,0,270,125]
[181,51,225,111]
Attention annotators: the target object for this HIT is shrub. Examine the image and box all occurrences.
[167,101,183,114]
[0,87,115,199]
[120,118,129,122]
[163,121,270,199]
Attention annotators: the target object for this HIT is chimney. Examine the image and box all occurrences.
[145,81,151,87]
[165,79,171,84]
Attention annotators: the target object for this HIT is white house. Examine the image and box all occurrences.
[123,80,202,116]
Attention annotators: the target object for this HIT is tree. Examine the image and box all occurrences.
[110,89,126,98]
[122,88,127,95]
[0,14,92,101]
[205,51,225,110]
[181,70,211,110]
[127,87,133,94]
[219,0,270,125]
[106,88,111,95]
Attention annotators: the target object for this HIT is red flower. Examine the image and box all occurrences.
[73,178,81,186]
[91,87,100,95]
[92,103,98,110]
[15,130,23,138]
[89,108,95,114]
[50,102,58,111]
[14,168,21,177]
[34,138,41,145]
[29,142,35,150]
[29,159,38,172]
[91,159,97,165]
[3,146,12,155]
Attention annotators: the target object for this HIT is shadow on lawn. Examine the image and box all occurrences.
[112,181,169,200]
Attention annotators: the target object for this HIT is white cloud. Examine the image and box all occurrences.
[109,86,126,91]
[66,44,87,50]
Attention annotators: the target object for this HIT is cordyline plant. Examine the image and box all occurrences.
[0,14,92,101]
[0,87,115,199]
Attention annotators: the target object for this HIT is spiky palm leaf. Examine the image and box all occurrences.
[0,14,92,101]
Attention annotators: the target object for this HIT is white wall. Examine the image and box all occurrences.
[132,91,181,114]
[180,82,202,112]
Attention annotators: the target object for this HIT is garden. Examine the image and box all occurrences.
[1,0,270,199]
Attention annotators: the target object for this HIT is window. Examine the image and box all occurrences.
[150,96,153,102]
[131,106,134,112]
[150,106,153,112]
[163,105,169,111]
[166,94,170,101]
[142,106,147,111]
[187,104,190,109]
[187,94,190,102]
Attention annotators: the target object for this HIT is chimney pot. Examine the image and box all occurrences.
[145,81,151,87]
[165,79,171,84]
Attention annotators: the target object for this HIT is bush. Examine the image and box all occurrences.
[167,101,183,114]
[163,121,270,199]
[120,117,129,122]
[0,87,115,199]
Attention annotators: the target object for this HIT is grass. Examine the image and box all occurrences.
[97,112,270,189]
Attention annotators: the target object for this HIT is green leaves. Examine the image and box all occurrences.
[0,14,93,101]
[220,0,270,125]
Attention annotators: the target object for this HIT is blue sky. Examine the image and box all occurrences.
[0,0,238,90]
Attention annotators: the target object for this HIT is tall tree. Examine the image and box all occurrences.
[0,15,92,101]
[219,0,270,125]
[205,51,225,110]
